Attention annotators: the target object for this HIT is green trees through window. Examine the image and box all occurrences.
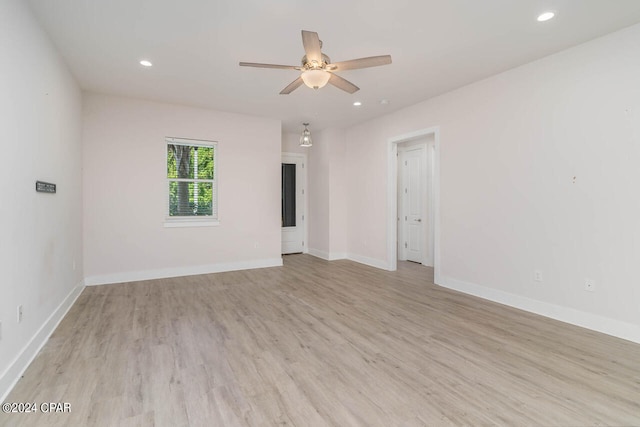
[167,141,216,218]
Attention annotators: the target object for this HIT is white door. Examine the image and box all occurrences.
[281,154,305,254]
[400,146,425,263]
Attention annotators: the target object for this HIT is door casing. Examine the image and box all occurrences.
[387,127,441,284]
[281,153,308,254]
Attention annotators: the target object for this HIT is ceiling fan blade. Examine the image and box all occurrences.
[328,55,392,71]
[280,77,304,95]
[239,62,299,70]
[328,73,359,94]
[301,30,322,64]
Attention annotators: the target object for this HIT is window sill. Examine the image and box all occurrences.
[164,220,220,228]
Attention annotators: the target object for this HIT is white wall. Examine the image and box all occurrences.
[344,24,640,342]
[0,0,84,400]
[82,94,282,284]
[328,130,347,258]
[307,130,331,257]
[307,128,347,260]
[345,125,389,263]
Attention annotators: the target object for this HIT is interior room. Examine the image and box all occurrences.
[1,0,639,425]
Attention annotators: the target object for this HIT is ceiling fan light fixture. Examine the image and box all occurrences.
[301,69,330,89]
[300,123,312,147]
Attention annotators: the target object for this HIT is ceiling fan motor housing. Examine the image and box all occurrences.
[302,53,331,70]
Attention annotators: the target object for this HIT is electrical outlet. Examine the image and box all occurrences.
[17,305,23,323]
[533,270,543,282]
[584,279,596,292]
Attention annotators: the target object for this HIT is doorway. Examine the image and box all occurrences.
[387,127,440,283]
[281,153,307,254]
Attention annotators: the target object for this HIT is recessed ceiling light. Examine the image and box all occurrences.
[353,101,362,106]
[537,12,555,22]
[139,60,153,67]
[380,99,390,105]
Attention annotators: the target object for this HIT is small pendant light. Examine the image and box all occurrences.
[300,123,312,147]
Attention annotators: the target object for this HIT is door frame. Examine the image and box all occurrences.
[281,152,308,254]
[386,127,441,284]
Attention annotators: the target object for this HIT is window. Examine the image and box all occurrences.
[166,137,217,225]
[282,163,296,227]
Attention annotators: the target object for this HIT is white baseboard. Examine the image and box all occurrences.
[307,248,329,260]
[0,281,85,402]
[308,249,389,270]
[84,258,283,286]
[440,276,640,345]
[346,253,389,270]
[307,248,347,261]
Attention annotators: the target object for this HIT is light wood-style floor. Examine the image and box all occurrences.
[2,255,639,426]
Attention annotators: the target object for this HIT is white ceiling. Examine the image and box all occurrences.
[27,0,640,134]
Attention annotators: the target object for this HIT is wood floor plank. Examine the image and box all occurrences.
[2,254,639,426]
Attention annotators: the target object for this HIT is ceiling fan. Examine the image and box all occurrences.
[239,30,392,95]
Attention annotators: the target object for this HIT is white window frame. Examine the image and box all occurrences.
[164,137,219,228]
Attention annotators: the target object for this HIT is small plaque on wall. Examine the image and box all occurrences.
[36,181,56,193]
